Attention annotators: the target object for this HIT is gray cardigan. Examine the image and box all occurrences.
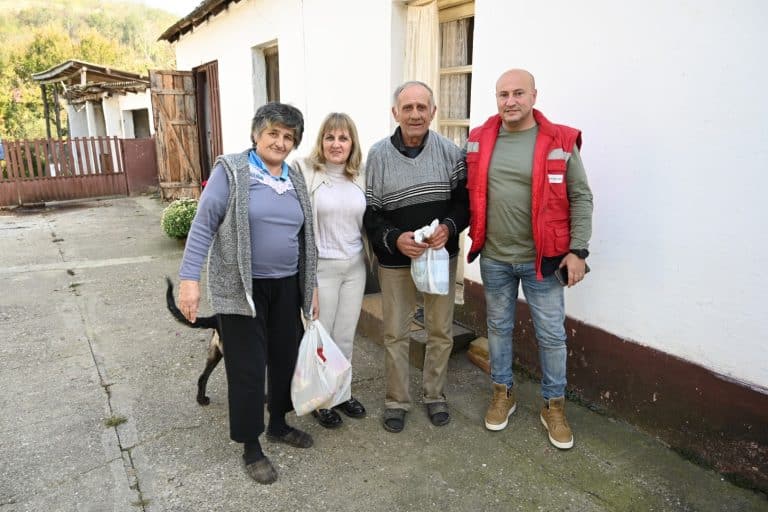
[206,150,317,318]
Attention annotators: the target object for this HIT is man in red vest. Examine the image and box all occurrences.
[466,69,593,449]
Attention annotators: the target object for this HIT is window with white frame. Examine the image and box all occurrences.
[437,1,474,147]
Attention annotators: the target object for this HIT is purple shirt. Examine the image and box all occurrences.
[179,162,304,281]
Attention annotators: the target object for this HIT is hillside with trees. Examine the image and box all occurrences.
[0,0,179,139]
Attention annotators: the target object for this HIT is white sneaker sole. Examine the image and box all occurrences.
[540,414,574,449]
[484,403,517,431]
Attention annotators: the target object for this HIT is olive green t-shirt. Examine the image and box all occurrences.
[482,125,592,264]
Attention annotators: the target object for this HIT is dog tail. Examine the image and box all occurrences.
[165,277,218,329]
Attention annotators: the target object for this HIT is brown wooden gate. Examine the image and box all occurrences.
[149,70,202,200]
[0,137,128,207]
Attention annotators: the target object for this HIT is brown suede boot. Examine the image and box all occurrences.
[484,382,516,431]
[540,397,574,449]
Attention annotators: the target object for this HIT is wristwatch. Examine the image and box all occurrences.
[569,248,589,259]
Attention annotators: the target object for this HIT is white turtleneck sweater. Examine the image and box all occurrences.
[314,163,366,259]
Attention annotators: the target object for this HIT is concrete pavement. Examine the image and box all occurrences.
[0,196,765,512]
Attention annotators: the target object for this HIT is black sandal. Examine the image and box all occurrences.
[382,408,406,433]
[427,402,450,427]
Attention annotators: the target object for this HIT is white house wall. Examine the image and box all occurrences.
[64,92,152,139]
[170,0,767,390]
[298,0,406,157]
[67,105,88,138]
[470,0,768,390]
[119,90,155,136]
[102,96,123,137]
[173,0,404,157]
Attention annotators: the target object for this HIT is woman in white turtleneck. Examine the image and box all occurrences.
[293,113,368,429]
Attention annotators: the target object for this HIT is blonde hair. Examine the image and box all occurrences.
[308,113,362,179]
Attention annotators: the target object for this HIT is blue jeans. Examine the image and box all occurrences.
[479,256,567,400]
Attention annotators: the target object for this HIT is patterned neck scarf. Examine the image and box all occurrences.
[248,149,294,195]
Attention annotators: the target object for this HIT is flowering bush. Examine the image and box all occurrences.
[161,198,198,239]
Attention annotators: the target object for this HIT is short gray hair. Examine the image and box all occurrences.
[392,81,435,109]
[250,102,304,147]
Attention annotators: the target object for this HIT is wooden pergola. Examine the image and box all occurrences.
[31,59,149,139]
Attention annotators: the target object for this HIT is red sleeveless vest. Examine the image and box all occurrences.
[466,109,581,278]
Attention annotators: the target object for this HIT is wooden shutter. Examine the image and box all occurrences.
[149,70,202,200]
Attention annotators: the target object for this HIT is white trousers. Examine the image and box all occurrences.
[317,251,366,362]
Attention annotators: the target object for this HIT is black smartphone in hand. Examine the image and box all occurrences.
[555,263,591,286]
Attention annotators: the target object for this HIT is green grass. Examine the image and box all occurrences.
[103,414,127,427]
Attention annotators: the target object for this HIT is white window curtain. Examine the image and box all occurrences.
[404,0,440,111]
[404,1,469,302]
[439,17,471,146]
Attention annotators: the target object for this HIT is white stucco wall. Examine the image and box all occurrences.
[470,0,768,390]
[67,91,152,139]
[297,0,406,159]
[67,106,88,138]
[85,102,107,137]
[173,0,404,158]
[119,90,155,136]
[102,96,123,137]
[169,0,767,390]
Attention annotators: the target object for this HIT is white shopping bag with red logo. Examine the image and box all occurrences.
[291,320,351,416]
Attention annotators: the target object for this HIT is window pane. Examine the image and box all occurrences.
[440,74,470,119]
[440,18,473,67]
[440,125,469,148]
[439,16,473,126]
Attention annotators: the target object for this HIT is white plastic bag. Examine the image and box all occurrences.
[410,219,450,295]
[291,320,352,416]
[315,321,352,409]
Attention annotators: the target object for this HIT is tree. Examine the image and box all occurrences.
[13,28,74,79]
[0,30,73,139]
[0,0,177,139]
[78,29,121,67]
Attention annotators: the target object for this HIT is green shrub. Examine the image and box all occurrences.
[161,198,198,239]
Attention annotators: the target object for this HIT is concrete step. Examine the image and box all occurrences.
[358,292,481,370]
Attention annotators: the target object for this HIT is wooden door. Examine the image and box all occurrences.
[193,60,223,182]
[149,70,202,200]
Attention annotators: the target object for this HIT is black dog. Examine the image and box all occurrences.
[165,277,222,406]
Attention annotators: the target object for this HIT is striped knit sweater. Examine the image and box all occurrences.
[363,130,468,268]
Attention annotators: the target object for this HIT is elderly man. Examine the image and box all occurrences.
[466,69,593,449]
[364,81,468,433]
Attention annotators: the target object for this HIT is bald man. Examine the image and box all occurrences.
[465,69,593,449]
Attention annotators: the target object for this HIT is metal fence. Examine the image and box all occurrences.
[0,136,128,206]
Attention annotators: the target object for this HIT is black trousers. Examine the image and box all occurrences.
[217,275,303,443]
